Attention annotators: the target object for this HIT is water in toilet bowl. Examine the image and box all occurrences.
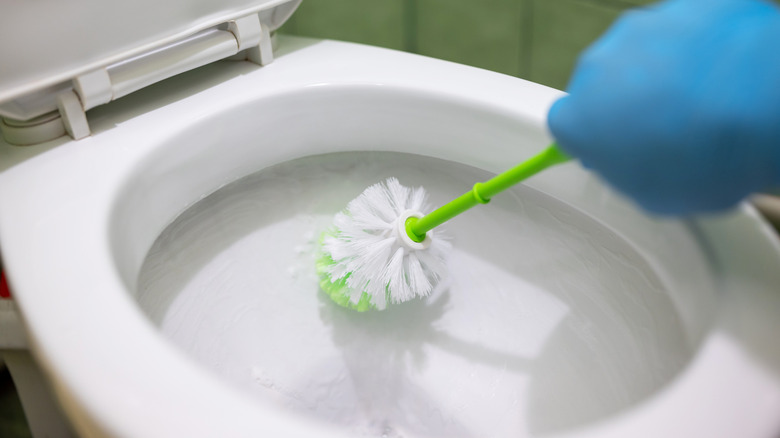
[137,152,691,438]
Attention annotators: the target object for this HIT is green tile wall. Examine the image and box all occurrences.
[282,0,406,50]
[279,0,660,90]
[529,0,623,89]
[415,0,527,77]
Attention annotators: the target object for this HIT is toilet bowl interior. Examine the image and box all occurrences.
[108,83,719,437]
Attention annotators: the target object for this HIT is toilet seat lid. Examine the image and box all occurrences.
[0,0,299,104]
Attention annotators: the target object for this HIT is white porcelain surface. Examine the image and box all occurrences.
[0,36,779,437]
[0,0,299,103]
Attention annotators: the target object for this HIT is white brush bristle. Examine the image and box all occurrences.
[322,177,450,310]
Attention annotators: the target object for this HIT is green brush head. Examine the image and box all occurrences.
[316,232,375,312]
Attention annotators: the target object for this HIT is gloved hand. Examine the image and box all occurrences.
[548,0,780,215]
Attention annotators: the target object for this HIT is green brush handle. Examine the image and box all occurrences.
[405,143,570,242]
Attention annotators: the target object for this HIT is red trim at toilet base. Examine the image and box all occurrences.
[0,270,11,299]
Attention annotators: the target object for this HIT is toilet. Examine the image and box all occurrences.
[1,0,780,437]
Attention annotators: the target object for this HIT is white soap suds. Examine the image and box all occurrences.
[137,152,690,437]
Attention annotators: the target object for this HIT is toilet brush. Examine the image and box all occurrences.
[317,143,570,311]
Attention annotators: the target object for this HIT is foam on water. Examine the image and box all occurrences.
[137,152,690,437]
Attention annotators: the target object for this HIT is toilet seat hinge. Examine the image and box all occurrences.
[56,90,90,141]
[73,69,113,112]
[1,13,278,145]
[228,14,273,66]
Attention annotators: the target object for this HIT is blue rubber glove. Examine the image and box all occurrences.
[548,0,780,215]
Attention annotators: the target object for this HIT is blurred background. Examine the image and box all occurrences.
[280,0,655,91]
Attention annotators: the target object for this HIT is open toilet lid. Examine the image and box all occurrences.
[0,0,300,105]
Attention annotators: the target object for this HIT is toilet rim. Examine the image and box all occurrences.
[1,37,779,437]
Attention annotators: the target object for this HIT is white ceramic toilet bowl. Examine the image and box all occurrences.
[1,36,780,438]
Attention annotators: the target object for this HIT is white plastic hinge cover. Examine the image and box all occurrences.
[56,90,90,140]
[231,15,273,66]
[73,69,112,111]
[228,14,262,51]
